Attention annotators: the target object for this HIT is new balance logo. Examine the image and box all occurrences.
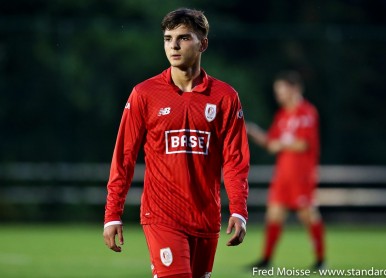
[158,107,171,116]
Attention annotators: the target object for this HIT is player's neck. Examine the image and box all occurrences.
[171,64,202,92]
[284,94,303,111]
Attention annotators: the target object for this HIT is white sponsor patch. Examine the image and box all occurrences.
[160,247,173,267]
[205,103,217,122]
[165,129,211,155]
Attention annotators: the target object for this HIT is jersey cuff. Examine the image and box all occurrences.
[231,213,247,225]
[104,221,122,229]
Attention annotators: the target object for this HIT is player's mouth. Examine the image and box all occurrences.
[170,54,181,59]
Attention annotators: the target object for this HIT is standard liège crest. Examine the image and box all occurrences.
[160,247,173,267]
[205,103,217,122]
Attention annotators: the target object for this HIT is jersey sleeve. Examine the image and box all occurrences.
[104,88,146,224]
[295,108,319,147]
[222,93,250,221]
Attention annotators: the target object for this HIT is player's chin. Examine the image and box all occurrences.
[169,58,193,68]
[168,58,182,65]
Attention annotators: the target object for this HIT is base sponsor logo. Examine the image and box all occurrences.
[165,129,211,155]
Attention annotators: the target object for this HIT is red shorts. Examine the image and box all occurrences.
[268,176,317,209]
[143,224,218,278]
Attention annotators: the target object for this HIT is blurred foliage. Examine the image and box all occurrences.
[1,0,386,164]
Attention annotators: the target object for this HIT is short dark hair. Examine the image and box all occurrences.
[274,70,304,90]
[161,8,209,39]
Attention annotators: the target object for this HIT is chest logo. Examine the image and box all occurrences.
[165,129,211,155]
[158,107,171,116]
[160,247,173,267]
[205,103,217,122]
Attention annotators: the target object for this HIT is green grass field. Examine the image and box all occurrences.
[0,224,385,277]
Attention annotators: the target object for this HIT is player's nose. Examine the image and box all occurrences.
[170,39,180,49]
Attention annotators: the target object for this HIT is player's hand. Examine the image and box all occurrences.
[226,216,246,246]
[103,224,124,252]
[267,139,283,153]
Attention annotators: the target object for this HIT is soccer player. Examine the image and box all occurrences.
[103,8,250,278]
[246,71,325,270]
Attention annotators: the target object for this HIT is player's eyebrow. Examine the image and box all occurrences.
[164,33,193,39]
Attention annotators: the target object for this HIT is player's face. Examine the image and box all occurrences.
[164,25,207,69]
[273,80,299,107]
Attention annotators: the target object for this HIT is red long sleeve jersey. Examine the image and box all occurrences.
[105,68,250,237]
[268,100,320,183]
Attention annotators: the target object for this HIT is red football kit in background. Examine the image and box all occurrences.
[267,100,319,209]
[104,67,249,277]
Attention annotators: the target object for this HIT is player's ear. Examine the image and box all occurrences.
[199,38,208,53]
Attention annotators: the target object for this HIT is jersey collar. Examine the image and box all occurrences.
[163,67,210,95]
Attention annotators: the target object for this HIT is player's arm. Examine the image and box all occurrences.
[103,88,145,252]
[246,121,268,147]
[267,138,308,154]
[263,113,308,154]
[267,109,318,154]
[222,94,250,246]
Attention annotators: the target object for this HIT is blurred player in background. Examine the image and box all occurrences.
[247,71,325,270]
[103,8,250,278]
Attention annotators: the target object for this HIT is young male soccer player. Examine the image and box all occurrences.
[246,71,325,270]
[103,8,250,278]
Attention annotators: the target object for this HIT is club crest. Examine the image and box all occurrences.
[205,104,217,122]
[160,247,173,267]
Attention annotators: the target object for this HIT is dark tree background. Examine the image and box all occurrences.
[1,0,386,165]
